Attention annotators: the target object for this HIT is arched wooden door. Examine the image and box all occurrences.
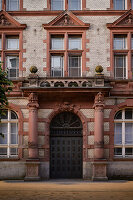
[50,112,83,178]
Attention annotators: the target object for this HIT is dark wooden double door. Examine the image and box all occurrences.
[50,136,82,178]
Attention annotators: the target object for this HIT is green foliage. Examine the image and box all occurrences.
[0,63,13,137]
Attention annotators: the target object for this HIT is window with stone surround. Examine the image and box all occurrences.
[114,109,133,157]
[0,0,22,10]
[113,0,126,10]
[50,0,83,10]
[50,34,82,77]
[6,0,19,11]
[0,34,20,79]
[0,110,18,158]
[113,33,133,79]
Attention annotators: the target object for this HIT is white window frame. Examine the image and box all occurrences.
[68,36,82,50]
[0,110,18,158]
[114,109,133,158]
[51,36,64,50]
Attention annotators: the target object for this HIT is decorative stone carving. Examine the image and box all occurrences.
[27,93,39,109]
[55,15,74,26]
[125,14,133,24]
[0,15,11,26]
[94,92,104,105]
[58,102,75,112]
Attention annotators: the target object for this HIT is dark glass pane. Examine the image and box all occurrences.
[0,148,7,155]
[10,148,18,155]
[114,148,122,155]
[125,148,133,155]
[0,110,8,120]
[11,111,18,119]
[114,110,122,119]
[125,109,132,119]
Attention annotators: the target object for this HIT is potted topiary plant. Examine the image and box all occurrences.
[95,65,103,75]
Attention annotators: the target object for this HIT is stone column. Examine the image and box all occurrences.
[92,92,108,181]
[25,93,40,181]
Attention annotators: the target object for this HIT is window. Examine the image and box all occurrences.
[113,34,128,79]
[114,55,126,79]
[51,0,82,10]
[51,55,64,77]
[0,110,18,158]
[132,0,133,9]
[6,36,19,50]
[6,0,19,11]
[51,0,64,10]
[114,0,125,10]
[114,35,127,50]
[0,0,2,10]
[68,36,81,50]
[68,0,81,10]
[6,56,19,79]
[50,34,82,77]
[69,55,81,76]
[51,36,64,50]
[0,34,19,79]
[114,109,133,157]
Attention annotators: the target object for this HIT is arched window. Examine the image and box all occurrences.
[114,108,133,157]
[0,110,18,157]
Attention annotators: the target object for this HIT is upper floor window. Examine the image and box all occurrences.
[6,36,19,50]
[0,110,18,158]
[114,109,133,157]
[51,0,82,10]
[51,35,64,50]
[114,0,126,10]
[50,34,82,77]
[0,34,20,79]
[114,35,127,50]
[6,0,19,11]
[0,0,2,10]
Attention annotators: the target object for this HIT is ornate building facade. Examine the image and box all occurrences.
[0,0,133,180]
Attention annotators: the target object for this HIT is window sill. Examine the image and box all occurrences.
[113,157,133,161]
[0,157,20,161]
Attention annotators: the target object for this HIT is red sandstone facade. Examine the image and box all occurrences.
[0,0,133,181]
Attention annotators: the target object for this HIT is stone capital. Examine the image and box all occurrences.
[27,92,39,109]
[93,92,105,109]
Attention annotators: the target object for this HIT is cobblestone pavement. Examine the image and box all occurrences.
[0,180,133,200]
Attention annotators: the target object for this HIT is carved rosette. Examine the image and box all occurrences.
[27,93,39,109]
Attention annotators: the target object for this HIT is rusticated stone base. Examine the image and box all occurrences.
[92,160,108,181]
[24,159,40,181]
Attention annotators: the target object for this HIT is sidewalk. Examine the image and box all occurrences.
[0,179,133,200]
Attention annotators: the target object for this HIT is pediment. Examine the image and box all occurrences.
[0,10,26,29]
[107,9,133,29]
[43,10,89,29]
